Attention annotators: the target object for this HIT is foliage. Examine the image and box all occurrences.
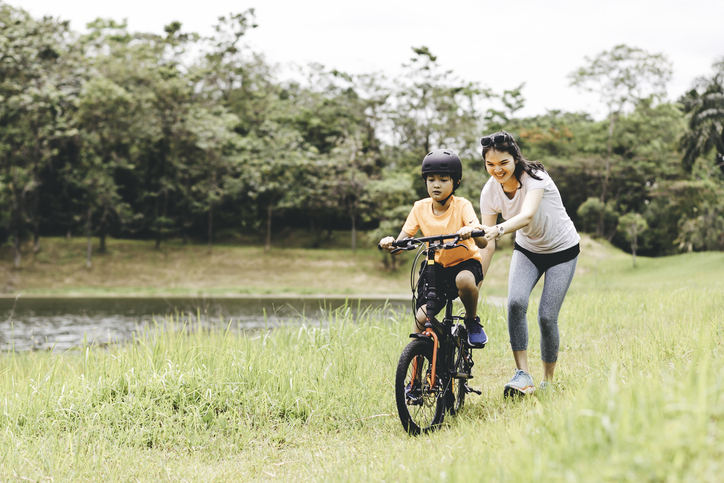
[569,45,673,236]
[679,58,724,173]
[0,5,721,262]
[617,212,648,266]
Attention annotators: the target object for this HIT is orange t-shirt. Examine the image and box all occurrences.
[401,196,483,268]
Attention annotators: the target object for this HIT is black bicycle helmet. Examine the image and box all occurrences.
[421,149,463,189]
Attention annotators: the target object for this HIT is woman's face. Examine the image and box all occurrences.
[485,149,517,188]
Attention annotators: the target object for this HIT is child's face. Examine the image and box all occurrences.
[426,174,454,203]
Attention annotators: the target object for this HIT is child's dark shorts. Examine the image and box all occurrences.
[415,258,484,315]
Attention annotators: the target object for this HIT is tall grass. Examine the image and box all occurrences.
[1,288,724,480]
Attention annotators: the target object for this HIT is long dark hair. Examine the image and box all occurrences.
[481,131,545,189]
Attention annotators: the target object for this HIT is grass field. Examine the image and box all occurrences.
[1,235,723,481]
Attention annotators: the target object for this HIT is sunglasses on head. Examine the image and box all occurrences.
[480,132,514,148]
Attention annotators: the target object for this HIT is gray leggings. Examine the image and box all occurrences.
[507,250,578,363]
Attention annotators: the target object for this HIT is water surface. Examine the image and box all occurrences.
[0,296,409,351]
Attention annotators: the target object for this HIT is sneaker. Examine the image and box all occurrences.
[538,381,555,394]
[405,380,422,406]
[465,316,488,348]
[504,369,535,397]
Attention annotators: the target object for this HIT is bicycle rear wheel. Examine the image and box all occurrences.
[395,339,445,435]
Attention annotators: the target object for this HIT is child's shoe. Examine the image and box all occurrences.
[405,380,422,406]
[465,316,488,348]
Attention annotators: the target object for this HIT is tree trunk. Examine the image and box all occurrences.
[350,215,357,251]
[11,184,22,269]
[208,199,213,254]
[597,109,616,237]
[265,203,273,252]
[154,187,168,251]
[86,205,93,269]
[181,210,188,245]
[98,207,108,254]
[31,191,40,254]
[66,228,71,240]
[12,230,21,269]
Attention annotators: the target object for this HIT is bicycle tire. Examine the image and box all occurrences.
[445,342,467,415]
[395,339,445,435]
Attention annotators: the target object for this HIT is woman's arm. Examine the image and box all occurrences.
[482,188,543,242]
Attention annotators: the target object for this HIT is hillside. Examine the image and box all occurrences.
[0,233,721,297]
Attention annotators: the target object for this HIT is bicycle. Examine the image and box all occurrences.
[381,231,485,435]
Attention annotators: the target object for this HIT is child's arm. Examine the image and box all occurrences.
[379,230,414,252]
[457,200,488,249]
[457,225,488,249]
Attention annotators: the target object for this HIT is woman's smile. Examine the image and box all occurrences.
[485,149,517,189]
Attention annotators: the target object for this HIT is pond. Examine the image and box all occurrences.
[0,295,410,352]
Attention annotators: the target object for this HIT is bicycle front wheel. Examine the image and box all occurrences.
[395,339,445,435]
[445,342,468,416]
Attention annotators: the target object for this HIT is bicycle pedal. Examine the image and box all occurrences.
[464,385,482,395]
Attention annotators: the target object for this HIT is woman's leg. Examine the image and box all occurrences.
[538,256,578,380]
[507,251,543,372]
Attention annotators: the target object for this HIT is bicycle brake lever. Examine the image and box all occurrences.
[443,242,469,251]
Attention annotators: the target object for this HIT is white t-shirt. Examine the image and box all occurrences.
[479,170,580,254]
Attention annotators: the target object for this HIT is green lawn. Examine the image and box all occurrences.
[1,235,723,481]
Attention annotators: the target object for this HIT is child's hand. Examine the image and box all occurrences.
[379,236,395,251]
[457,226,476,239]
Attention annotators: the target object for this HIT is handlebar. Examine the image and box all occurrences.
[377,230,485,252]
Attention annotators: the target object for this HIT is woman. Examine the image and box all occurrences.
[477,131,580,396]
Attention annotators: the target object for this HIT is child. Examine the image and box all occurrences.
[379,149,489,348]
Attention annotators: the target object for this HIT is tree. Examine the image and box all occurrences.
[71,76,136,266]
[617,212,648,267]
[0,4,78,266]
[680,58,724,173]
[365,172,416,270]
[388,47,490,168]
[185,106,243,253]
[569,44,672,235]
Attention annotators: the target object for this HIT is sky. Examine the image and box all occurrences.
[11,0,724,119]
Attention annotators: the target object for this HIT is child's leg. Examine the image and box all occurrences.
[455,269,480,320]
[455,265,488,347]
[414,306,427,333]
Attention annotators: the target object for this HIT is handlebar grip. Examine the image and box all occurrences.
[471,229,485,238]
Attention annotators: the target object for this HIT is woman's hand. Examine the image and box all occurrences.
[482,225,499,242]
